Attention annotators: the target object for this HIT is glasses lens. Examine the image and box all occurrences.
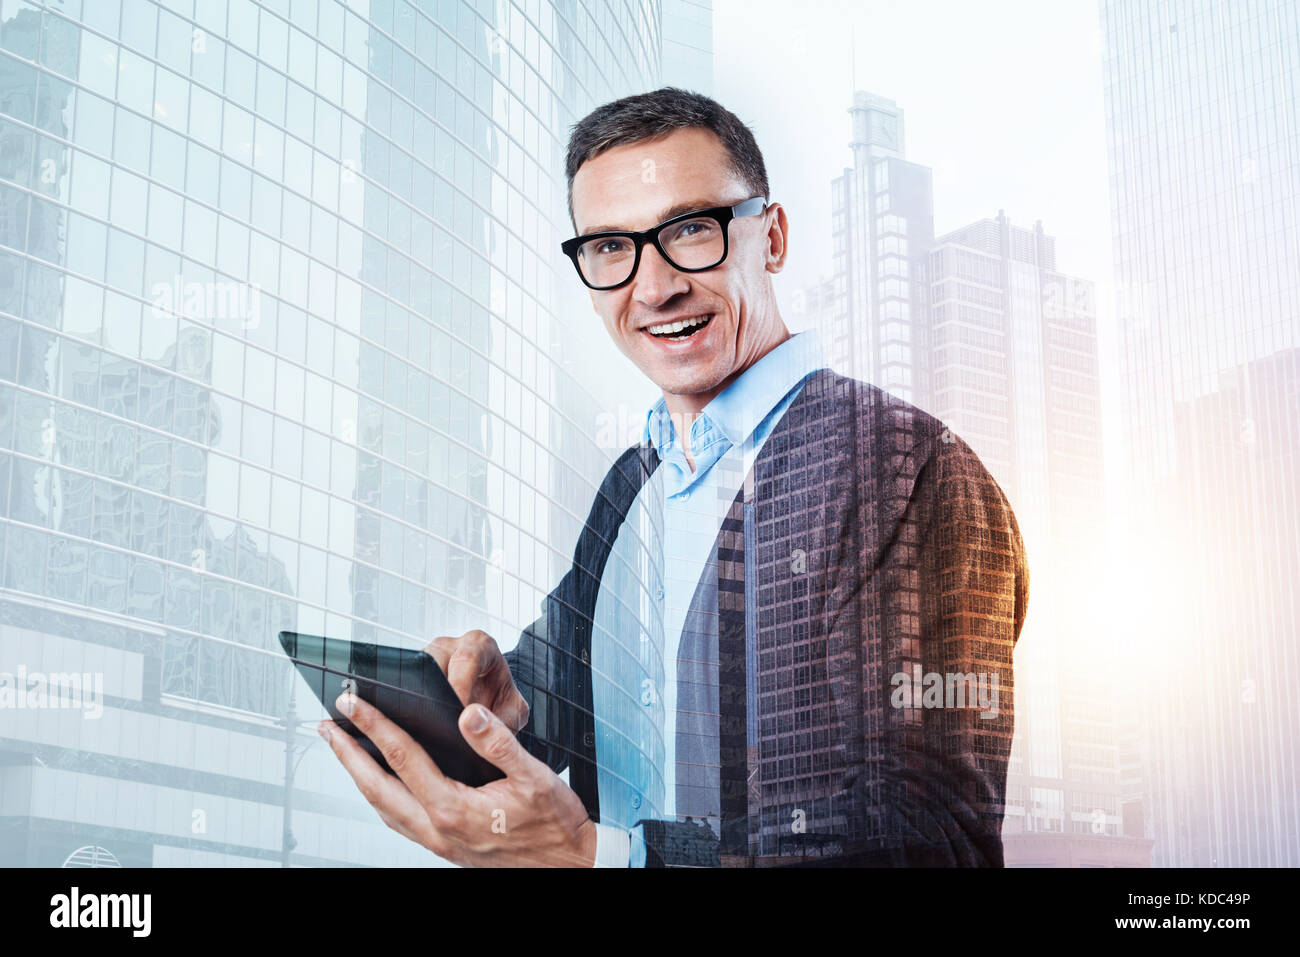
[660,216,725,270]
[577,236,636,288]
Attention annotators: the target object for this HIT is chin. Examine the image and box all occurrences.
[629,343,729,399]
[654,369,726,400]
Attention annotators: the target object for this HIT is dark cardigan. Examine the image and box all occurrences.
[507,368,1029,866]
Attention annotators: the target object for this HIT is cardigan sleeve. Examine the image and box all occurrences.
[822,427,1029,866]
[504,585,573,776]
[503,444,658,821]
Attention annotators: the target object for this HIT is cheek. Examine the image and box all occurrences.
[690,274,737,316]
[714,284,745,333]
[599,302,639,355]
[592,296,623,335]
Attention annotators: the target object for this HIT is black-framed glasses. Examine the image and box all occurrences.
[561,196,767,291]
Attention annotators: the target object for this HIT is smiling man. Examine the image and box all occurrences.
[319,88,1029,867]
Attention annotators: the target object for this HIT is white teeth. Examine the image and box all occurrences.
[646,314,711,336]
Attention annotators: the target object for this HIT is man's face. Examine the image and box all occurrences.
[569,127,787,409]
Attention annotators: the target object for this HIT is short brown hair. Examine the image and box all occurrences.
[564,87,770,223]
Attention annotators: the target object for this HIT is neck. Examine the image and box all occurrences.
[661,313,792,467]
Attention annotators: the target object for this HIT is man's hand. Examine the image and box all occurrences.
[318,690,597,867]
[424,630,530,732]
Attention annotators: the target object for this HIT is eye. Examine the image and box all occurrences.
[593,238,631,256]
[666,218,718,243]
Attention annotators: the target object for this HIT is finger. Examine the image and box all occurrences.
[466,637,529,731]
[426,633,526,730]
[377,807,421,845]
[318,719,437,843]
[424,635,455,674]
[458,702,543,782]
[336,691,470,809]
[492,680,531,733]
[426,634,488,710]
[444,630,498,707]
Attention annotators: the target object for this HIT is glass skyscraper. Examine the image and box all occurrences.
[815,91,934,407]
[1101,0,1299,865]
[0,0,707,867]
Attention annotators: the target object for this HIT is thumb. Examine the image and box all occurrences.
[459,703,536,781]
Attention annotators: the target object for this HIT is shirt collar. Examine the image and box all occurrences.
[642,329,826,459]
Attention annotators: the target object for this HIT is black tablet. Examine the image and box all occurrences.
[279,631,504,787]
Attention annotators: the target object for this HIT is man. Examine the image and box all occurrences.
[318,88,1028,867]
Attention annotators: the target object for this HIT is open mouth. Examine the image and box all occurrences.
[644,313,714,341]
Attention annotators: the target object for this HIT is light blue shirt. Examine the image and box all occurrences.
[590,330,827,866]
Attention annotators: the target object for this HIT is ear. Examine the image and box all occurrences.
[764,202,789,274]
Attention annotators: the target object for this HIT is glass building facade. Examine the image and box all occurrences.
[1101,0,1300,866]
[0,0,704,866]
[817,91,934,407]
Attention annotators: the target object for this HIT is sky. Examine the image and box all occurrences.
[710,0,1127,503]
[712,0,1113,309]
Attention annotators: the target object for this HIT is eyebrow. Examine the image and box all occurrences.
[582,198,728,236]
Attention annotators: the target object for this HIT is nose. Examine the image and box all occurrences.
[630,243,689,308]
